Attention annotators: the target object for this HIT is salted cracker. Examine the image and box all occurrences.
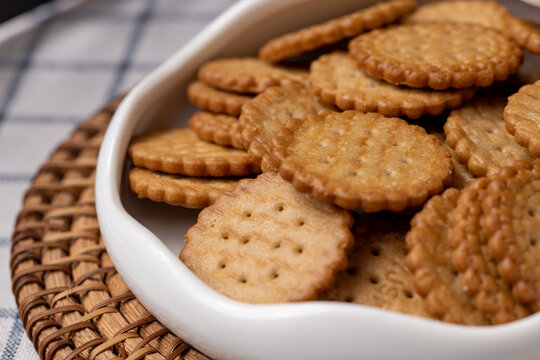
[449,177,530,324]
[197,57,308,94]
[406,189,488,325]
[405,0,509,31]
[271,110,452,212]
[349,22,522,90]
[444,97,534,177]
[310,52,476,120]
[507,18,540,55]
[322,212,431,318]
[128,167,238,209]
[504,80,540,157]
[128,128,260,177]
[189,111,245,149]
[180,172,354,303]
[187,80,251,116]
[259,0,417,63]
[239,83,334,172]
[482,160,540,312]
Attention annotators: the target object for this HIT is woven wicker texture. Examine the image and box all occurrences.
[10,97,209,360]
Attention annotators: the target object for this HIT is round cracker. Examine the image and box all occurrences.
[449,177,530,324]
[128,167,238,209]
[271,110,453,212]
[482,160,540,312]
[431,131,475,190]
[405,0,509,31]
[187,80,252,116]
[349,22,522,90]
[310,52,476,120]
[504,80,540,158]
[258,0,417,63]
[444,97,534,177]
[507,18,540,55]
[180,172,354,303]
[322,212,432,318]
[189,111,245,149]
[197,57,308,94]
[239,83,334,172]
[406,188,488,325]
[128,128,260,177]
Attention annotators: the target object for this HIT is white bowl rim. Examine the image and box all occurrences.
[96,1,540,359]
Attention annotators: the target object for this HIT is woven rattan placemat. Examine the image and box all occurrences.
[10,97,209,360]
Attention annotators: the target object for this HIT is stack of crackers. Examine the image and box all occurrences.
[127,0,540,326]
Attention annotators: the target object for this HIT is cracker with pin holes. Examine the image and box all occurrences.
[482,160,540,312]
[197,58,308,94]
[321,212,431,318]
[189,112,245,149]
[180,172,354,303]
[270,110,452,212]
[128,167,238,209]
[507,18,540,55]
[128,128,260,177]
[405,0,509,31]
[406,189,488,325]
[349,22,522,90]
[187,80,252,116]
[449,177,530,324]
[444,97,534,177]
[258,0,417,64]
[239,83,334,172]
[310,52,476,120]
[504,80,540,158]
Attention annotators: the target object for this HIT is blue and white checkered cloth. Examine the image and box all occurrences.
[0,0,235,358]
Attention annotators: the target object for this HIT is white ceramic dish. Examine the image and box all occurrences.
[96,1,540,359]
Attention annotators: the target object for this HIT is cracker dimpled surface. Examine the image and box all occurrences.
[180,172,354,303]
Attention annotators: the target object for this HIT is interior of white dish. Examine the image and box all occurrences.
[97,1,540,359]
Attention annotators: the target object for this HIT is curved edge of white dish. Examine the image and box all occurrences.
[96,1,540,359]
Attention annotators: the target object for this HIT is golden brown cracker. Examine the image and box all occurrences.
[507,18,540,55]
[444,97,534,177]
[187,80,252,116]
[482,160,540,311]
[406,189,489,325]
[189,111,245,149]
[449,177,530,324]
[431,131,475,190]
[504,80,540,158]
[197,57,308,94]
[258,0,417,63]
[322,212,431,318]
[128,128,260,177]
[349,22,522,90]
[238,83,334,172]
[271,110,453,212]
[405,0,509,31]
[310,52,476,119]
[180,172,354,303]
[128,167,238,209]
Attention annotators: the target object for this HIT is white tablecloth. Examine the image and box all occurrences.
[0,0,234,358]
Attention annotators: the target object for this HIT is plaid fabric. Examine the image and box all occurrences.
[0,0,235,358]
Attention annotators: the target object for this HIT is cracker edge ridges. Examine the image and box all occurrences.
[481,160,540,311]
[504,81,540,158]
[309,53,477,119]
[271,112,452,211]
[349,23,523,90]
[258,0,417,63]
[181,173,355,302]
[128,167,226,208]
[448,177,530,324]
